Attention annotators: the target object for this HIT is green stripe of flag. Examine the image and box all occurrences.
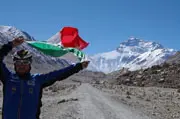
[26,41,85,61]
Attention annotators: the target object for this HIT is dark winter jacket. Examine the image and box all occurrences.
[0,42,83,119]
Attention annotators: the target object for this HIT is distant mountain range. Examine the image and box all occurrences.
[0,26,73,74]
[0,26,177,73]
[86,38,176,73]
[48,33,176,73]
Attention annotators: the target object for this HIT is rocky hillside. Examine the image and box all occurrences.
[166,51,180,64]
[109,62,180,89]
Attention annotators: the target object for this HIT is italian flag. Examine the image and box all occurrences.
[26,41,85,61]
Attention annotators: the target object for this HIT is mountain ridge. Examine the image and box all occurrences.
[86,37,176,73]
[1,26,177,73]
[0,26,75,74]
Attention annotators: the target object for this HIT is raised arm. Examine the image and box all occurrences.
[36,61,89,86]
[0,37,24,83]
[0,42,13,83]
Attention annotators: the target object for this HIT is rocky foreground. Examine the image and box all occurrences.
[42,80,180,119]
[110,62,180,89]
[93,83,180,119]
[41,83,150,119]
[0,80,180,119]
[0,60,180,119]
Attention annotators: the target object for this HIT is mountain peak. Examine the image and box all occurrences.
[88,37,176,73]
[129,37,136,40]
[0,26,15,32]
[128,37,141,41]
[120,37,144,47]
[0,25,35,41]
[118,37,164,52]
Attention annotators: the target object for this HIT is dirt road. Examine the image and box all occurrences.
[41,83,150,119]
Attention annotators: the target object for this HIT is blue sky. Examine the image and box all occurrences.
[0,0,179,55]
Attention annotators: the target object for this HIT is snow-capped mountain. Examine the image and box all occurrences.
[47,31,176,73]
[0,26,75,74]
[47,32,60,44]
[0,26,36,42]
[166,51,180,64]
[87,37,176,73]
[33,28,178,73]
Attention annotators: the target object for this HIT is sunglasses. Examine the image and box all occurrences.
[14,60,31,65]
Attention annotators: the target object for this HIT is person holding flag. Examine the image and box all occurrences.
[0,36,90,119]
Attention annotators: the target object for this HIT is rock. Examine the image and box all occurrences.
[160,71,165,75]
[126,95,131,99]
[69,98,78,101]
[58,99,66,104]
[57,98,78,104]
[126,91,131,95]
[158,78,165,83]
[177,89,180,93]
[163,62,170,68]
[124,79,132,85]
[119,68,131,76]
[136,75,142,79]
[145,97,151,102]
[152,70,158,74]
[133,81,138,85]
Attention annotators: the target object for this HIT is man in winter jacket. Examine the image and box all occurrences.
[0,37,89,119]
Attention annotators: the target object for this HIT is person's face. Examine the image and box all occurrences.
[14,60,31,75]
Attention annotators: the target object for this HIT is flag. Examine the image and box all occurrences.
[26,41,85,61]
[60,27,89,50]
